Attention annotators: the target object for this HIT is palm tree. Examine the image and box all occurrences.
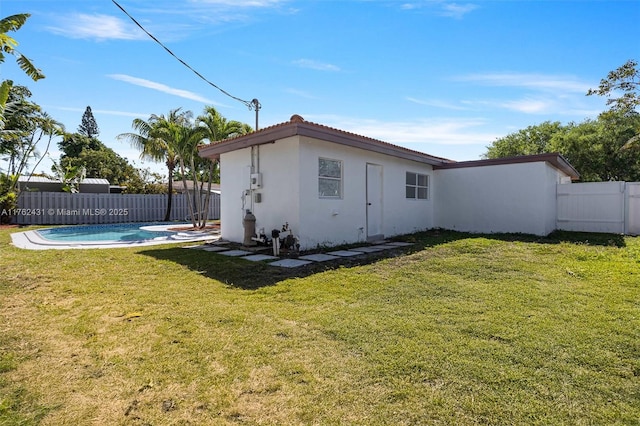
[118,109,191,221]
[195,106,252,227]
[198,106,252,143]
[1,14,45,131]
[169,123,207,227]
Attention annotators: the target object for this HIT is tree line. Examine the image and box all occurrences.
[484,59,639,182]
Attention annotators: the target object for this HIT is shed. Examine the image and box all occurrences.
[199,115,579,249]
[17,176,111,193]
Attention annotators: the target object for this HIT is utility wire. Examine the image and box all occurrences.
[111,0,259,113]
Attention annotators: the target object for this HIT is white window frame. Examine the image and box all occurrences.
[318,157,343,199]
[406,172,429,200]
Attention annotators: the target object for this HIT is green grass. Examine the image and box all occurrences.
[1,227,638,425]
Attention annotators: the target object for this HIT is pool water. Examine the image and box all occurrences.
[36,223,177,242]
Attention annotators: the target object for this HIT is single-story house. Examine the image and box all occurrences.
[198,114,579,249]
[17,176,112,193]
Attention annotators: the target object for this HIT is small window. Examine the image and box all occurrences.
[319,158,342,198]
[406,172,429,200]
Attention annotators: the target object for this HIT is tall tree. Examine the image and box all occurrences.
[587,59,639,114]
[78,106,100,138]
[0,85,62,221]
[483,113,640,182]
[0,14,45,130]
[58,133,101,158]
[196,106,252,228]
[587,59,639,149]
[118,109,190,221]
[484,121,565,159]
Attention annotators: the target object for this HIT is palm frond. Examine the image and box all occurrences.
[0,14,30,33]
[16,54,45,81]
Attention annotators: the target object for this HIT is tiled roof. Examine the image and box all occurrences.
[198,114,455,166]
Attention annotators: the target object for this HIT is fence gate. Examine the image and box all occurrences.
[557,181,639,235]
[627,183,640,235]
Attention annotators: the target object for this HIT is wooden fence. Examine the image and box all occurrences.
[13,192,220,225]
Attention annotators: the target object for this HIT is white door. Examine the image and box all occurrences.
[366,163,383,241]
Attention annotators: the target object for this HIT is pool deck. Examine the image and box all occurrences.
[11,225,220,250]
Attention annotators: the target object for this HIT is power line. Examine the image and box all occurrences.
[111,0,260,118]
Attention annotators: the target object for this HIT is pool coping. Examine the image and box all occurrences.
[10,224,220,250]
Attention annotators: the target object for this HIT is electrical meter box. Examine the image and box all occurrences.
[250,173,262,189]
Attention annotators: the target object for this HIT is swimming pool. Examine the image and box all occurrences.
[11,222,219,250]
[36,223,176,242]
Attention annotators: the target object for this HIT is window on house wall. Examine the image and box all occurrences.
[406,172,429,199]
[319,158,342,198]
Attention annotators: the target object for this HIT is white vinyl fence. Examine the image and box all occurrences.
[557,182,640,235]
[14,192,220,225]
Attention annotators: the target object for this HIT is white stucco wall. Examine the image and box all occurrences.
[219,137,300,244]
[296,137,434,248]
[434,162,566,236]
[219,136,434,249]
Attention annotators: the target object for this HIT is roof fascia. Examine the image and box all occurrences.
[433,153,580,180]
[199,122,446,166]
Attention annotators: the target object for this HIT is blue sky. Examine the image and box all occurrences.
[2,0,638,178]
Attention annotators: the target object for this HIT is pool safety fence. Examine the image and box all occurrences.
[13,192,220,225]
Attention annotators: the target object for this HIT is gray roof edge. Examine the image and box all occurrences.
[432,153,580,180]
[199,119,450,166]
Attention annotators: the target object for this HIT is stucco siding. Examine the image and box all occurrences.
[434,162,564,236]
[219,137,300,244]
[250,137,301,238]
[296,137,433,248]
[219,135,434,249]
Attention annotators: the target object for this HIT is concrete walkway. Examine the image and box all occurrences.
[183,241,413,268]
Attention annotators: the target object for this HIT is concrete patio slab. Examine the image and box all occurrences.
[299,253,340,262]
[244,254,279,262]
[384,242,413,247]
[218,250,252,257]
[268,259,313,268]
[349,246,386,253]
[326,250,363,257]
[200,246,230,252]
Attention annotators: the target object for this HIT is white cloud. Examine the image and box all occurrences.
[439,3,479,19]
[189,0,286,6]
[454,72,592,93]
[400,1,478,18]
[405,97,469,110]
[108,74,219,104]
[451,72,605,116]
[46,13,146,41]
[285,88,319,99]
[292,59,341,72]
[499,98,554,114]
[306,114,498,146]
[55,106,149,118]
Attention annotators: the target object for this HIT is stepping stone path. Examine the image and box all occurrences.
[182,241,413,268]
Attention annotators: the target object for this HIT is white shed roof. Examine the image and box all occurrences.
[19,176,110,185]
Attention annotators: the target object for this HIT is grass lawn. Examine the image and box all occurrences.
[1,227,639,425]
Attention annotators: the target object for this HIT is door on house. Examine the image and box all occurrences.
[366,163,383,241]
